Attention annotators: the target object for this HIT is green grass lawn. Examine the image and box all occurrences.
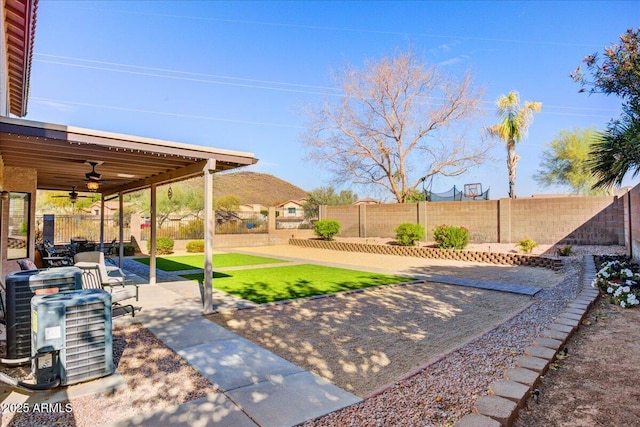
[133,253,286,271]
[181,264,412,304]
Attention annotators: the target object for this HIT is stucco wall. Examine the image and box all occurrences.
[323,195,627,246]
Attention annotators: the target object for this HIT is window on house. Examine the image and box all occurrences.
[7,192,30,260]
[288,207,296,215]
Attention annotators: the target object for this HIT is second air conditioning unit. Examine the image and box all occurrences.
[31,289,114,386]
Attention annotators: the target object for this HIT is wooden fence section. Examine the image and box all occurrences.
[321,195,627,246]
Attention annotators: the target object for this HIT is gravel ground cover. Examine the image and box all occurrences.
[300,257,585,426]
[208,280,534,396]
[1,323,217,427]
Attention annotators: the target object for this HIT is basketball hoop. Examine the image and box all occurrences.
[463,183,482,199]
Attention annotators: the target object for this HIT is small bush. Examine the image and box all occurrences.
[395,223,425,246]
[179,219,204,239]
[433,224,469,250]
[123,244,135,256]
[147,236,175,255]
[519,238,537,254]
[557,245,573,256]
[186,240,205,253]
[314,220,340,241]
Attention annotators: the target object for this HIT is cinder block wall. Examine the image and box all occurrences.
[323,195,627,245]
[425,200,498,243]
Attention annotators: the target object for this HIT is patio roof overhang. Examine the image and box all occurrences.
[0,116,259,195]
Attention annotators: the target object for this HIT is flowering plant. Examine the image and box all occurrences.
[592,257,640,308]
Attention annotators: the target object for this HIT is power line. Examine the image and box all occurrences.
[35,53,338,92]
[31,97,304,129]
[34,59,334,96]
[35,54,619,119]
[73,6,607,49]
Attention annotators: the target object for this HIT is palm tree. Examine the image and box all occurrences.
[589,108,640,189]
[487,91,542,198]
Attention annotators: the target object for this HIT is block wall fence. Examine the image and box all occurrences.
[320,195,629,246]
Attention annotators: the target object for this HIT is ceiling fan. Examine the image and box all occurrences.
[52,187,92,204]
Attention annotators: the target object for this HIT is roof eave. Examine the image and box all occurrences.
[5,0,38,117]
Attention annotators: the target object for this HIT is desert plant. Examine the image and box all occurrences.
[557,245,574,256]
[314,220,340,241]
[186,240,205,253]
[179,218,204,239]
[123,243,135,256]
[395,223,425,246]
[433,224,470,250]
[147,236,174,255]
[519,238,537,254]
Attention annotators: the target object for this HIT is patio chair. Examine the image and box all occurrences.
[74,262,139,317]
[74,251,121,276]
[102,238,117,264]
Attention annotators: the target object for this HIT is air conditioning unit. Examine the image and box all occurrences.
[31,289,114,386]
[5,267,82,359]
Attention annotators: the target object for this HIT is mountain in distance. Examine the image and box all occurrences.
[213,171,308,207]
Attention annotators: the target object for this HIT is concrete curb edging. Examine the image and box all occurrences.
[455,255,599,427]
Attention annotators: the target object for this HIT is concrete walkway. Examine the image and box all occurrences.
[105,281,361,427]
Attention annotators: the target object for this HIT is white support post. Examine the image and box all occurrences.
[99,195,105,251]
[203,159,216,314]
[119,192,124,268]
[149,184,157,285]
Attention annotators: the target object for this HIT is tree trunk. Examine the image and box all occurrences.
[507,140,520,199]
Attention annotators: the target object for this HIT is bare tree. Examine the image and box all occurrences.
[302,51,491,202]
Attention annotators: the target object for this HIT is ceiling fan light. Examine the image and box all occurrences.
[86,181,100,192]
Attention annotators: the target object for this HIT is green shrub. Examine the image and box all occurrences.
[519,238,537,254]
[123,244,135,256]
[179,219,204,239]
[147,236,175,255]
[186,240,205,253]
[433,224,470,250]
[395,223,425,246]
[558,245,573,256]
[314,220,340,241]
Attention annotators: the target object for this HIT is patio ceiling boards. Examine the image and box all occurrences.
[0,116,258,195]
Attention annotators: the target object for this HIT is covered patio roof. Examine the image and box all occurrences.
[0,116,258,195]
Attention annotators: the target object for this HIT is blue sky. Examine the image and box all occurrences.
[26,1,639,200]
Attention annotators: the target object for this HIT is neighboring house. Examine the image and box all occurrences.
[354,197,379,205]
[87,200,134,218]
[275,198,309,229]
[277,198,307,218]
[237,203,267,221]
